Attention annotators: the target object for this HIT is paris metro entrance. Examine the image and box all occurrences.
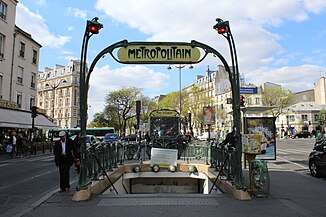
[75,18,246,201]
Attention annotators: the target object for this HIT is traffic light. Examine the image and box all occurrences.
[240,95,245,107]
[31,106,37,118]
[87,17,103,34]
[213,19,229,34]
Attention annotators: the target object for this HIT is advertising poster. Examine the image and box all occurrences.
[242,134,263,154]
[203,106,215,125]
[244,117,276,160]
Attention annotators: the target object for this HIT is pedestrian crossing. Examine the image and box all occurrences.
[267,148,310,174]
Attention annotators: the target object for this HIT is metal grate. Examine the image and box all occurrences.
[98,197,219,206]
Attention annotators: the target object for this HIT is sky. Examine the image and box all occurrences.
[15,0,326,123]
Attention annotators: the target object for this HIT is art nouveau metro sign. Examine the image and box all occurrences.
[117,42,201,64]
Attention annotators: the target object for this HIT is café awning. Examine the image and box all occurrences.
[0,108,59,129]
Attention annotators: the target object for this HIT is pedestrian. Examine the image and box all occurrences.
[144,131,151,160]
[16,132,23,157]
[53,131,76,192]
[220,127,236,148]
[73,132,81,174]
[8,131,17,158]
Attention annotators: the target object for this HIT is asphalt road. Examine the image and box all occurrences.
[274,137,316,174]
[0,153,79,216]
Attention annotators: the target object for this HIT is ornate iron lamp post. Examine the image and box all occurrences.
[213,18,244,189]
[77,17,103,192]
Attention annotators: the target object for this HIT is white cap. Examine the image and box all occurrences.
[59,131,66,137]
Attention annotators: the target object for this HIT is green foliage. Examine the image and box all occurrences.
[90,87,157,136]
[260,87,294,117]
[158,91,179,111]
[316,109,326,125]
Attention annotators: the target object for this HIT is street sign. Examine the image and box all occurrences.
[240,87,258,94]
[117,43,201,64]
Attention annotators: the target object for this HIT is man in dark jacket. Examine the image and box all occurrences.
[53,131,76,192]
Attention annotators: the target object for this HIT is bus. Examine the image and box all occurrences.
[49,127,115,141]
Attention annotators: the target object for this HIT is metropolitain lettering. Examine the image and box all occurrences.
[127,46,192,60]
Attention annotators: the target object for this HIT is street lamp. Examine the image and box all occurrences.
[77,17,103,193]
[45,79,67,123]
[167,64,193,117]
[213,18,243,188]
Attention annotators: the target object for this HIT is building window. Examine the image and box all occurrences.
[16,92,22,108]
[247,98,252,105]
[288,115,295,122]
[0,33,4,60]
[17,66,24,84]
[74,89,77,106]
[30,97,35,109]
[314,114,318,122]
[32,49,37,64]
[65,97,69,106]
[302,115,308,121]
[255,97,260,105]
[0,1,7,20]
[0,74,2,99]
[19,41,25,58]
[31,72,36,88]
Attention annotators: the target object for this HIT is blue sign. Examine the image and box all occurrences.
[240,87,258,94]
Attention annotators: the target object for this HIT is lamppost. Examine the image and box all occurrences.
[167,64,193,118]
[77,17,103,193]
[45,79,67,123]
[213,18,244,188]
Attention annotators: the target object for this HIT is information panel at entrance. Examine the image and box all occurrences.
[117,43,201,64]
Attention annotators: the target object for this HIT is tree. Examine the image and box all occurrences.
[261,87,294,117]
[316,109,326,126]
[158,91,179,111]
[105,87,142,136]
[183,86,212,133]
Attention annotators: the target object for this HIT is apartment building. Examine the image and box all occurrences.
[37,60,81,129]
[0,0,56,132]
[0,0,41,110]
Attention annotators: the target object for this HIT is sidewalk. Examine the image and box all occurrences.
[19,162,326,217]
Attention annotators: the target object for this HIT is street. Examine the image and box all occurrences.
[0,138,325,217]
[0,152,79,217]
[272,137,316,173]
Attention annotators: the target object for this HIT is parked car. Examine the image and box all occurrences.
[291,130,311,138]
[308,142,326,177]
[121,134,137,142]
[103,133,119,144]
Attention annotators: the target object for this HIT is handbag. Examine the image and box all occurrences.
[6,144,13,153]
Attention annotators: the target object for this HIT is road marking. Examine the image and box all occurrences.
[276,156,308,170]
[0,169,58,191]
[0,163,9,168]
[277,149,310,154]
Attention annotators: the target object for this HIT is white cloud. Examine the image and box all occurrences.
[64,7,88,20]
[94,0,315,73]
[35,0,46,6]
[244,65,324,92]
[87,65,169,121]
[304,0,326,13]
[16,3,71,48]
